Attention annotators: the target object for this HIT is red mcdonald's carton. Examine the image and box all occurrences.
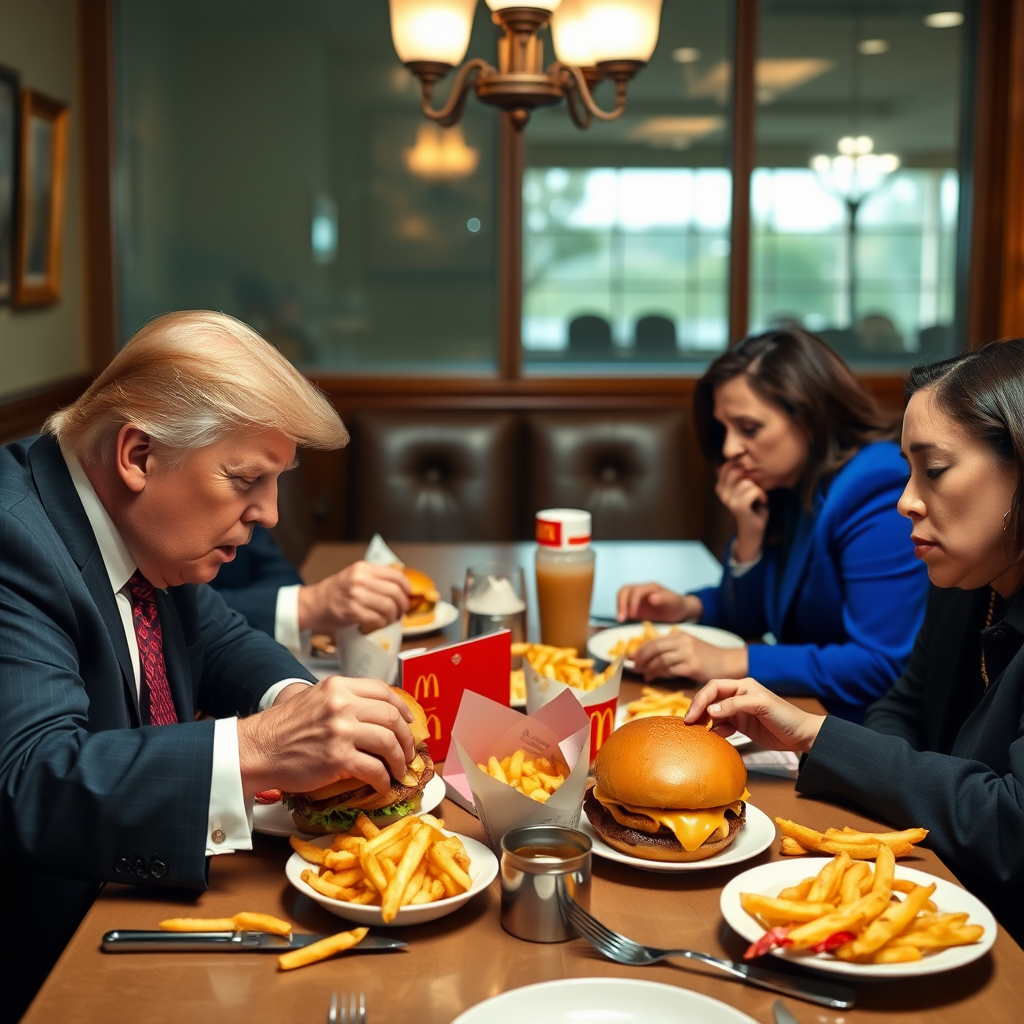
[524,656,624,764]
[399,630,511,762]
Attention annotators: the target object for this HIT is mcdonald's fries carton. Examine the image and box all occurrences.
[336,619,403,685]
[524,657,624,764]
[399,630,512,761]
[443,689,591,850]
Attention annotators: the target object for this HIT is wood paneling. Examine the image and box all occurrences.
[0,375,92,444]
[999,0,1024,338]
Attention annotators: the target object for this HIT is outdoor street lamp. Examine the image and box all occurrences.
[388,0,663,130]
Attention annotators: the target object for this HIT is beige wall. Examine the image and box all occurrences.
[0,0,86,399]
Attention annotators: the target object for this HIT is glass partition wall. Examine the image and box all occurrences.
[115,0,969,376]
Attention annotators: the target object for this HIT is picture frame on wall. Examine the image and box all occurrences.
[13,87,69,307]
[0,64,18,305]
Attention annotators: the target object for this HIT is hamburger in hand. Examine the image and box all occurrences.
[402,567,441,628]
[584,717,748,863]
[284,689,435,835]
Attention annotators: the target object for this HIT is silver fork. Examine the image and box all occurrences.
[558,894,855,1010]
[327,991,367,1024]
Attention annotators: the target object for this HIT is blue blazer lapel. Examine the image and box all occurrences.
[773,501,819,634]
[28,435,140,720]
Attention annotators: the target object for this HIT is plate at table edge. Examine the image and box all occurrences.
[451,978,761,1024]
[403,599,460,637]
[720,857,997,977]
[580,801,775,873]
[588,622,745,673]
[253,773,446,838]
[285,827,497,926]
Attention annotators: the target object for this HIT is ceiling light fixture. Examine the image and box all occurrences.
[388,0,663,131]
[671,46,700,64]
[857,38,889,55]
[924,11,964,28]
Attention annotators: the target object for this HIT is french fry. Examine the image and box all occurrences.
[777,817,926,859]
[479,747,568,799]
[777,877,815,901]
[623,685,693,722]
[159,913,291,935]
[740,893,837,925]
[806,851,851,904]
[780,837,810,856]
[511,642,614,693]
[382,825,433,923]
[839,861,872,906]
[289,835,328,865]
[835,882,936,960]
[277,926,368,971]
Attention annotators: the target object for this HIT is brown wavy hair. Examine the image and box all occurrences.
[693,327,895,507]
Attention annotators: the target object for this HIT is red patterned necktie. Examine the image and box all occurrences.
[128,571,178,726]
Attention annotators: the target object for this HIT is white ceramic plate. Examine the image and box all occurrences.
[451,978,760,1024]
[285,828,497,926]
[612,703,751,748]
[581,802,775,873]
[588,622,745,672]
[403,599,460,637]
[720,858,997,977]
[253,773,446,838]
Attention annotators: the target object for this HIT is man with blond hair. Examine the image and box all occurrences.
[0,311,415,1020]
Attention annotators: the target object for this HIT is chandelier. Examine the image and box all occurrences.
[388,0,663,130]
[810,135,900,206]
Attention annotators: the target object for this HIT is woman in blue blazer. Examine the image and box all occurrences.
[617,328,929,720]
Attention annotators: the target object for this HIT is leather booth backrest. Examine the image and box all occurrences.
[347,411,520,541]
[524,411,691,540]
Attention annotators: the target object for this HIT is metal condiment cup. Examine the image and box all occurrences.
[499,825,592,942]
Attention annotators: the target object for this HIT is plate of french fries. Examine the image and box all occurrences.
[286,811,498,926]
[509,642,617,706]
[588,622,745,671]
[614,687,751,747]
[720,847,995,976]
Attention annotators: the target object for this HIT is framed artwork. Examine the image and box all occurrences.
[0,65,18,304]
[13,87,69,307]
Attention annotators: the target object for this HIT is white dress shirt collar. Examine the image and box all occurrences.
[60,444,137,594]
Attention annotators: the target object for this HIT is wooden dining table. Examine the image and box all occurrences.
[23,542,1024,1023]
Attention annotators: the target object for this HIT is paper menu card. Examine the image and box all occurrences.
[399,630,511,762]
[524,657,624,764]
[442,689,591,851]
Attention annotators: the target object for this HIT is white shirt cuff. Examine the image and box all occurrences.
[728,544,763,579]
[207,718,252,856]
[275,584,311,658]
[259,678,314,712]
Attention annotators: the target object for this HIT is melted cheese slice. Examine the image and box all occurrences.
[594,785,749,852]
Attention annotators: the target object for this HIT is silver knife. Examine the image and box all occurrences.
[772,999,800,1024]
[101,930,408,953]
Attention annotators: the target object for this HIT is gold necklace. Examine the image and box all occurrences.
[980,587,998,688]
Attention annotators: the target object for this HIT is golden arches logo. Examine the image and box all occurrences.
[426,713,443,740]
[590,706,615,749]
[413,673,440,700]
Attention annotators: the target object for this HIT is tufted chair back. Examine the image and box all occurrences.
[347,411,520,541]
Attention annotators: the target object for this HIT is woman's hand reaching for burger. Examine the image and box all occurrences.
[685,677,825,754]
[631,631,747,685]
[716,459,770,564]
[297,561,411,634]
[238,676,416,796]
[616,583,702,624]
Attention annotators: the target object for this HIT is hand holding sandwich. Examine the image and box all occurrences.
[297,561,411,634]
[686,676,825,753]
[237,676,416,796]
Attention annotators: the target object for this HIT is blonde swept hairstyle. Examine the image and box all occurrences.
[45,310,349,462]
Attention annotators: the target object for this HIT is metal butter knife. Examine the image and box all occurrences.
[101,930,408,953]
[772,998,801,1024]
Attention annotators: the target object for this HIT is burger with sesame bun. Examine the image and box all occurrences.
[401,567,441,629]
[584,716,749,863]
[284,689,435,835]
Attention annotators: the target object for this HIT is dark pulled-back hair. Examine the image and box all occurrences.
[906,338,1024,560]
[694,327,895,506]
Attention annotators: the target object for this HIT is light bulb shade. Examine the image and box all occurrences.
[389,0,477,65]
[584,0,663,63]
[551,0,594,66]
[486,0,562,10]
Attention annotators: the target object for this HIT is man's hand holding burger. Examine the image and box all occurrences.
[238,676,415,796]
[297,561,411,635]
[685,676,825,753]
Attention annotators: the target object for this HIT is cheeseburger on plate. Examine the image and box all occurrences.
[284,689,435,834]
[584,717,749,863]
[402,567,441,629]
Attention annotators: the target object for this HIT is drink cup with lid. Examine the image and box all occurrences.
[534,508,595,654]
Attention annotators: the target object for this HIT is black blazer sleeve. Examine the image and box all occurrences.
[208,525,302,636]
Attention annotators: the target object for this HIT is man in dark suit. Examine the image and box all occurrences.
[0,311,415,1021]
[211,525,411,655]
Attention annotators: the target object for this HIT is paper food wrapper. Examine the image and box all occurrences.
[364,533,401,567]
[442,689,591,851]
[524,657,624,764]
[335,619,403,685]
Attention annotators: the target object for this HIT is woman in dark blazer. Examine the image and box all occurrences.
[687,338,1024,944]
[617,328,929,720]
